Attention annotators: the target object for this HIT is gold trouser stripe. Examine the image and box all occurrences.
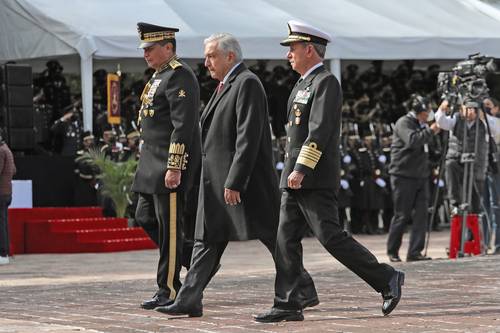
[167,192,177,299]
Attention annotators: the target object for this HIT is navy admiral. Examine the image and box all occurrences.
[255,21,404,323]
[156,33,318,318]
[131,22,201,310]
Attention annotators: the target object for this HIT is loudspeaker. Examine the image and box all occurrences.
[1,64,35,150]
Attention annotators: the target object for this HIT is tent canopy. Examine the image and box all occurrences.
[3,0,500,61]
[2,0,500,131]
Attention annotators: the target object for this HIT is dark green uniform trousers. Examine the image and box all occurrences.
[135,192,184,300]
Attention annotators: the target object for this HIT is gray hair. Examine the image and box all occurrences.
[308,42,326,59]
[204,33,243,62]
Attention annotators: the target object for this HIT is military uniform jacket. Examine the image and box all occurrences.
[194,64,280,242]
[280,65,342,191]
[131,57,201,194]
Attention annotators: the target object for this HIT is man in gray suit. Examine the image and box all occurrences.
[156,33,318,317]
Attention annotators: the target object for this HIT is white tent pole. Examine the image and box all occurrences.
[80,55,93,132]
[330,58,341,85]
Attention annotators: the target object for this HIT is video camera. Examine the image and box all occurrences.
[437,53,497,110]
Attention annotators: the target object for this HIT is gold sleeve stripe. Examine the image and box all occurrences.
[296,144,323,169]
[299,146,322,160]
[169,143,185,155]
[297,156,318,169]
[168,143,188,170]
[300,150,321,161]
[166,192,177,299]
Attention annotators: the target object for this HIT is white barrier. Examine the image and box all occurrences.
[11,180,33,208]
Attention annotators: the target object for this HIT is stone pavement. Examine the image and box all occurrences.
[1,230,500,333]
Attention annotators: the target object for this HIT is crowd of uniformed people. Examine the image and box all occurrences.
[30,58,452,232]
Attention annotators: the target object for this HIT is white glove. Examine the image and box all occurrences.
[375,178,386,188]
[340,179,350,190]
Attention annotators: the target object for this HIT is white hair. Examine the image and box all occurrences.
[308,42,326,59]
[204,33,243,62]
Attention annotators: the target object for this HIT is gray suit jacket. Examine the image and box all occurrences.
[195,63,280,242]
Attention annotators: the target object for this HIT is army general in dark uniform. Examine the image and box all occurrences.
[256,21,404,323]
[132,23,201,310]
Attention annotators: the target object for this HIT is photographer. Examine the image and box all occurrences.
[387,94,439,262]
[482,97,500,254]
[435,99,500,215]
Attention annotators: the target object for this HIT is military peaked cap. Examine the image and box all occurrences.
[281,20,332,46]
[137,22,179,48]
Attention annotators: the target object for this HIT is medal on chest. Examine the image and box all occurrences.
[139,79,162,121]
[293,87,311,105]
[147,79,162,100]
[293,104,302,125]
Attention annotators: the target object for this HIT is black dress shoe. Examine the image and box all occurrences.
[381,270,405,316]
[406,254,432,262]
[301,297,320,308]
[254,308,304,323]
[141,293,174,310]
[388,254,402,262]
[155,302,203,317]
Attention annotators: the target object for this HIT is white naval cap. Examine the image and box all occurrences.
[280,20,332,46]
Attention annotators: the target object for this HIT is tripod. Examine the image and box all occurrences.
[425,106,492,257]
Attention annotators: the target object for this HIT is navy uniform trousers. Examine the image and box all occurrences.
[274,189,394,310]
[135,192,184,299]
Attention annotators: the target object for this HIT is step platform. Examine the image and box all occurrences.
[8,207,156,254]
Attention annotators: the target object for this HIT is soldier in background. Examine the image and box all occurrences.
[379,128,394,232]
[120,131,140,162]
[100,126,123,161]
[50,103,83,157]
[339,141,354,233]
[36,60,71,120]
[76,131,95,156]
[350,131,384,234]
[73,155,99,206]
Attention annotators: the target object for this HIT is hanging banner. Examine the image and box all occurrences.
[107,73,121,124]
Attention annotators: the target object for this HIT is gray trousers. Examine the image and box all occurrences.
[387,175,428,258]
[445,159,484,213]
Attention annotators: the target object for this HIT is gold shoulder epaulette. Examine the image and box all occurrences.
[169,58,182,70]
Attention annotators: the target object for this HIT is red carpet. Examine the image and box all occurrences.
[8,207,156,254]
